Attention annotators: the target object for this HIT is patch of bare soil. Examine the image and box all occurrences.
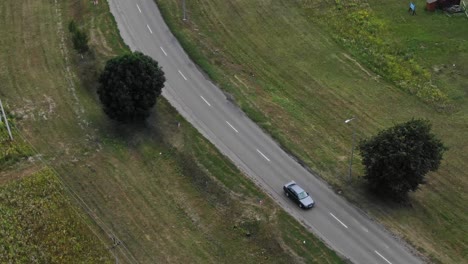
[0,162,44,186]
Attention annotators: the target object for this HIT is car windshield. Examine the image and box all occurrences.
[298,191,308,199]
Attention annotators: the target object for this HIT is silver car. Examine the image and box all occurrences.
[283,181,315,209]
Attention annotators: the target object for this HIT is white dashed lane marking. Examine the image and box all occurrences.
[146,24,153,34]
[226,121,239,133]
[353,218,369,233]
[178,70,187,80]
[160,47,168,56]
[374,250,393,264]
[200,96,211,106]
[136,4,142,13]
[256,149,271,162]
[329,212,348,229]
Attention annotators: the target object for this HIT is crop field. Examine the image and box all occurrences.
[155,0,467,263]
[0,168,114,263]
[0,126,112,263]
[0,0,342,263]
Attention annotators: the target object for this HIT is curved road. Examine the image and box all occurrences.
[108,1,423,263]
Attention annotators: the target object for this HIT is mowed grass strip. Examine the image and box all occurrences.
[0,0,343,263]
[155,0,467,263]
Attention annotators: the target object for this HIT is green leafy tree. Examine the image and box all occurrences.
[358,119,446,201]
[98,52,166,122]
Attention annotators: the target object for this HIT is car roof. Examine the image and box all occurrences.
[290,184,305,194]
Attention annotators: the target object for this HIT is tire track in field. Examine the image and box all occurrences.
[54,0,88,130]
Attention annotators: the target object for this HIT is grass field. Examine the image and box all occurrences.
[0,0,343,263]
[155,0,468,263]
[0,168,114,263]
[0,126,113,263]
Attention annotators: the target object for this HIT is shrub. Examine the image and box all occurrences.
[68,20,89,53]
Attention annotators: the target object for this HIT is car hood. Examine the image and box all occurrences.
[300,196,315,207]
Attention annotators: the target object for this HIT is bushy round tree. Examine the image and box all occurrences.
[358,119,446,201]
[98,52,165,122]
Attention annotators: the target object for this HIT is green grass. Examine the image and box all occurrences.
[0,167,113,263]
[0,120,112,262]
[155,0,468,263]
[0,123,32,171]
[0,0,343,263]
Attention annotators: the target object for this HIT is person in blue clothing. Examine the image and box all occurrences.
[408,2,416,15]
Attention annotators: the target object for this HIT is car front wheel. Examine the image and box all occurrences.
[299,203,303,208]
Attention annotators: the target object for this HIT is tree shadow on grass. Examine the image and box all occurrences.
[343,176,417,216]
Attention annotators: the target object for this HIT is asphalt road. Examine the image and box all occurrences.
[108,1,424,263]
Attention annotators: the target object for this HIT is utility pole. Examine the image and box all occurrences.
[0,98,13,141]
[182,0,187,21]
[344,117,356,182]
